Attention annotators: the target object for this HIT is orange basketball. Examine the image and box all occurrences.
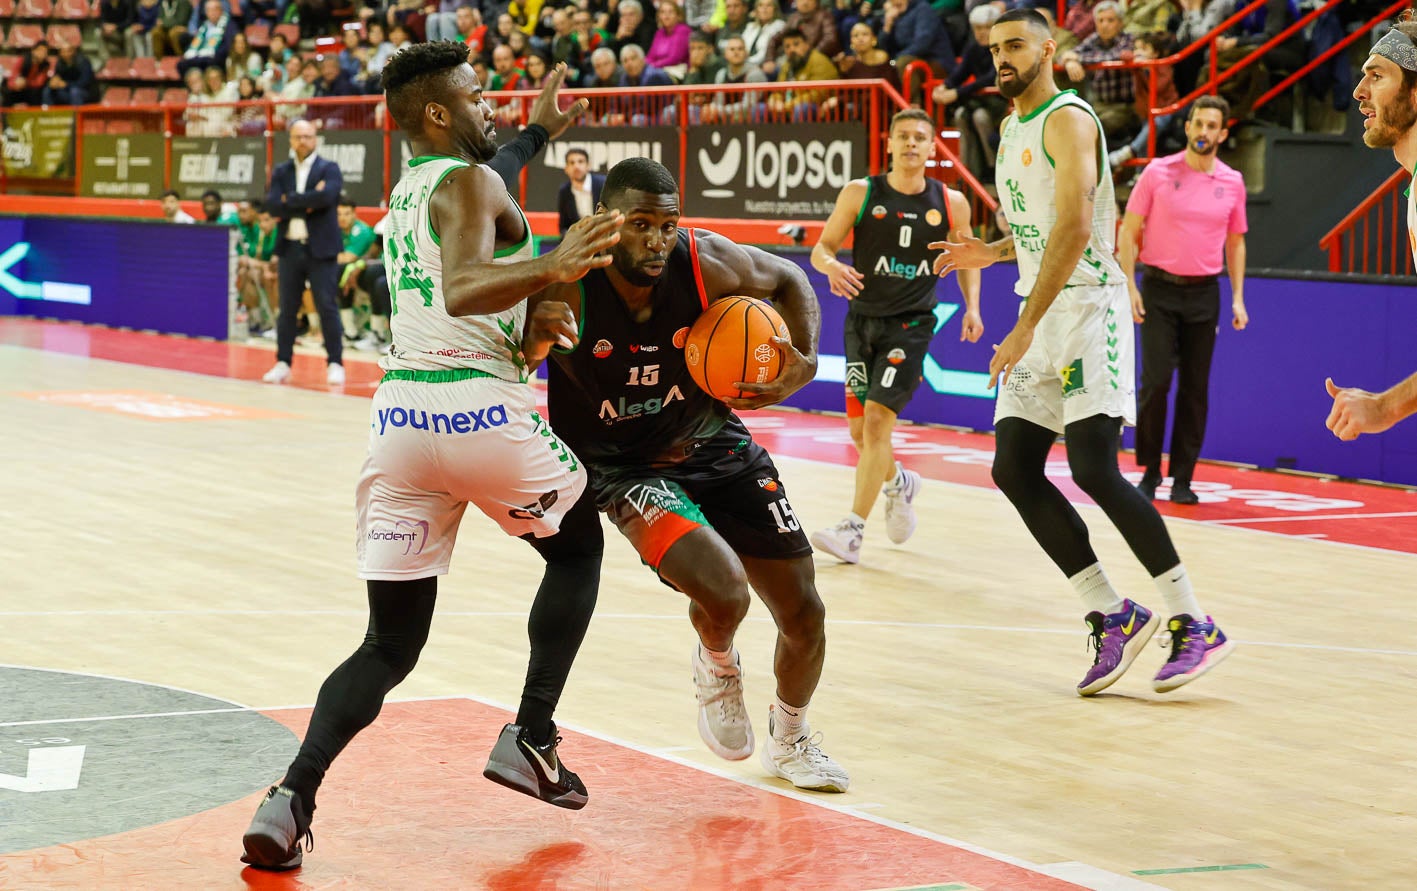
[683,296,791,401]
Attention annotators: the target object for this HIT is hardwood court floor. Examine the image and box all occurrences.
[2,319,1415,890]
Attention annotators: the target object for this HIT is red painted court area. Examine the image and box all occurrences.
[5,317,1415,556]
[5,699,1080,891]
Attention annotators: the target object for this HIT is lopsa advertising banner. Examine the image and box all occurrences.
[80,133,165,198]
[2,110,75,180]
[273,129,385,206]
[684,123,866,219]
[171,136,266,201]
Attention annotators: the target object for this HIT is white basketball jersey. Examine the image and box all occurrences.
[380,155,534,383]
[996,90,1123,297]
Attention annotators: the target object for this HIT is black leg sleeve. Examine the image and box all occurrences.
[281,577,437,813]
[1065,414,1181,577]
[992,416,1099,578]
[515,491,605,744]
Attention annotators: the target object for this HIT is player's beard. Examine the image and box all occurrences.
[1189,135,1218,155]
[997,57,1043,99]
[613,247,665,286]
[1364,94,1417,149]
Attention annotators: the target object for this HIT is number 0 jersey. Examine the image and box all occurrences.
[850,176,953,318]
[380,155,534,383]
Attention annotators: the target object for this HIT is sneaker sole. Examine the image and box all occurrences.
[1153,640,1236,693]
[809,531,860,564]
[241,827,303,871]
[482,761,589,810]
[1077,612,1160,697]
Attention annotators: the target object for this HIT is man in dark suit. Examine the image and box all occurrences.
[556,148,605,234]
[262,118,347,387]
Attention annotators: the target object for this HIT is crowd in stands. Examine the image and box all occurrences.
[0,0,1396,186]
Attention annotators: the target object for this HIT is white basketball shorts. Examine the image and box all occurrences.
[355,373,587,580]
[994,283,1137,434]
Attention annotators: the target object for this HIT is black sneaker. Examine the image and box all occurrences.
[483,722,588,810]
[1170,481,1200,505]
[1137,471,1162,500]
[241,785,313,871]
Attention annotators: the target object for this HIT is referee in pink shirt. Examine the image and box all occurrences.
[1118,94,1249,506]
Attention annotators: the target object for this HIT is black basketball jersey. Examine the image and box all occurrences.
[850,175,953,317]
[547,229,736,468]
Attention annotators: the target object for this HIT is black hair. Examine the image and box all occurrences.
[565,147,589,162]
[994,7,1050,36]
[201,189,221,201]
[339,193,356,208]
[689,29,713,45]
[602,157,678,208]
[779,26,806,43]
[382,40,471,133]
[1189,94,1231,123]
[244,198,262,211]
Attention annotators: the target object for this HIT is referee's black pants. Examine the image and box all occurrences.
[1135,272,1220,486]
[275,242,343,367]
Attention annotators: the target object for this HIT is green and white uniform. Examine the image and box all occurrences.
[356,154,587,580]
[994,90,1135,433]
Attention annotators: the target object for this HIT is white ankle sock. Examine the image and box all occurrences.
[846,512,866,529]
[700,644,737,671]
[883,463,904,492]
[772,696,808,740]
[1153,564,1203,619]
[1070,563,1125,615]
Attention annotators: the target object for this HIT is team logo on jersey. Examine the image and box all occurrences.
[599,385,687,422]
[673,326,690,349]
[757,477,780,492]
[925,209,943,227]
[887,348,907,365]
[871,205,887,219]
[873,255,931,280]
[630,344,659,353]
[685,343,700,365]
[592,339,613,358]
[1021,148,1033,167]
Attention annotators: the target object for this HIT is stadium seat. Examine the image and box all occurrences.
[45,23,82,48]
[131,56,161,79]
[157,56,179,80]
[6,24,44,49]
[17,0,53,17]
[129,86,159,104]
[55,0,90,18]
[0,54,21,80]
[160,87,187,105]
[96,55,131,79]
[100,84,130,105]
[0,0,14,17]
[245,23,270,48]
[106,119,137,134]
[274,23,299,46]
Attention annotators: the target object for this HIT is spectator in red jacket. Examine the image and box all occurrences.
[14,43,54,106]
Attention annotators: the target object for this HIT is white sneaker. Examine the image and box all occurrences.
[262,361,291,384]
[691,646,753,760]
[353,332,383,351]
[811,519,863,564]
[759,707,850,793]
[882,461,922,545]
[326,363,345,387]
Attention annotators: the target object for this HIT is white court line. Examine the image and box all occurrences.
[1205,510,1417,525]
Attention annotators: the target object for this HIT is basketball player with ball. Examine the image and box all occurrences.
[526,157,850,793]
[810,108,984,565]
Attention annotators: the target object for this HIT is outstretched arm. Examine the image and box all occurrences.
[484,64,590,188]
[1325,374,1417,441]
[696,229,820,409]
